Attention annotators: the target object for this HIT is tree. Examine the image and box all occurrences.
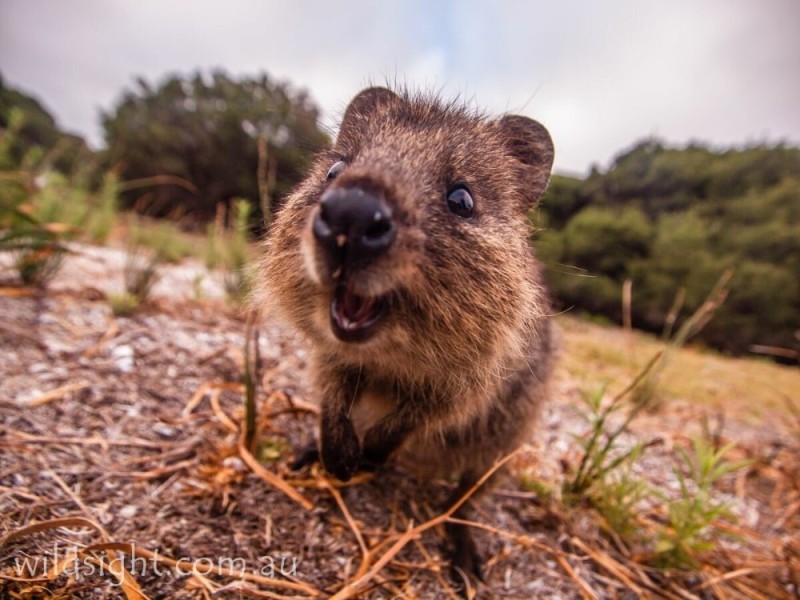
[561,206,652,280]
[0,73,88,172]
[535,137,800,359]
[101,70,330,224]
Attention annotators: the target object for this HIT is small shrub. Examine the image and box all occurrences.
[123,246,161,302]
[563,352,660,500]
[128,218,193,264]
[204,221,223,270]
[107,291,140,316]
[85,172,119,243]
[112,217,164,314]
[223,199,255,304]
[14,243,66,287]
[519,472,554,502]
[257,438,289,463]
[0,199,71,287]
[564,369,751,575]
[589,470,650,542]
[200,200,257,305]
[1,110,121,287]
[25,169,120,243]
[653,437,751,569]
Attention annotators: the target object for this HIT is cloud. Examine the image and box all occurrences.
[1,0,798,174]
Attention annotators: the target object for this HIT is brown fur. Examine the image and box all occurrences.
[257,87,555,580]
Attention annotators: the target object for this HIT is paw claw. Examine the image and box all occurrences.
[321,437,360,482]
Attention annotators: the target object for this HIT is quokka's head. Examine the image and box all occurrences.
[263,87,554,380]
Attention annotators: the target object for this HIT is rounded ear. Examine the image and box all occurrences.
[337,87,399,144]
[496,115,555,206]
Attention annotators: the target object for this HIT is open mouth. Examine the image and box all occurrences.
[330,285,389,342]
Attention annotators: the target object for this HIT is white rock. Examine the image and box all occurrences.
[111,344,135,373]
[222,456,246,472]
[153,422,175,438]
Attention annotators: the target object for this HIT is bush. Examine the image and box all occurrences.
[562,206,652,280]
[705,261,800,353]
[102,70,329,224]
[536,139,800,358]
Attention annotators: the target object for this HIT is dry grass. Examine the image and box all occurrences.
[1,250,798,598]
[558,315,800,427]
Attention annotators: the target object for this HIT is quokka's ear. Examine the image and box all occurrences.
[496,115,555,207]
[337,87,400,145]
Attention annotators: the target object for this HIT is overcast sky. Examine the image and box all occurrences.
[1,0,798,175]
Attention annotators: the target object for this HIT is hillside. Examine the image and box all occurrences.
[537,140,800,358]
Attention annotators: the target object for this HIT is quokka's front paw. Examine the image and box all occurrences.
[320,417,361,482]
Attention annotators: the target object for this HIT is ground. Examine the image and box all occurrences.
[1,244,798,599]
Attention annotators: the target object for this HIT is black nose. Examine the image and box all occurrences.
[313,187,395,271]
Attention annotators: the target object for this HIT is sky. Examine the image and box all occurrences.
[1,0,799,176]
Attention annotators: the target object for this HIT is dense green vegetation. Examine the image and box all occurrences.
[3,72,798,358]
[102,71,329,225]
[535,139,800,358]
[0,74,89,174]
[2,70,330,227]
[1,77,99,287]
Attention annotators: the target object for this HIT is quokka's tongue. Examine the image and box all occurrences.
[330,286,387,341]
[337,288,377,328]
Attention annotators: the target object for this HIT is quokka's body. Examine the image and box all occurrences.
[259,87,556,578]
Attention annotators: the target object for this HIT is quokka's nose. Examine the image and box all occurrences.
[312,187,395,270]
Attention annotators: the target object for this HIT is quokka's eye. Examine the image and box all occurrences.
[446,183,475,219]
[326,160,346,181]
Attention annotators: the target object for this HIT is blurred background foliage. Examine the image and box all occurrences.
[1,71,798,359]
[101,70,330,225]
[535,140,800,358]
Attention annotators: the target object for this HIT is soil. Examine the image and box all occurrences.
[1,244,798,599]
